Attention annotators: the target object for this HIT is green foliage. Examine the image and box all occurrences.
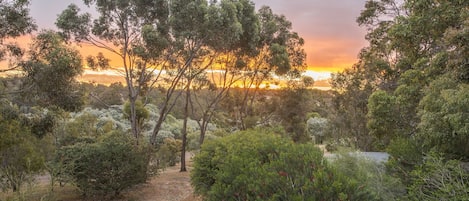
[187,130,220,151]
[385,137,423,186]
[330,67,373,150]
[334,0,469,199]
[393,69,427,136]
[257,6,306,74]
[331,151,406,200]
[278,88,312,143]
[51,131,149,197]
[242,115,259,129]
[124,100,149,121]
[407,152,469,201]
[191,129,374,200]
[367,90,398,150]
[27,112,55,139]
[0,104,45,192]
[0,0,36,62]
[418,78,469,160]
[87,82,126,109]
[20,31,84,112]
[155,138,181,167]
[0,0,36,38]
[123,100,149,135]
[60,112,102,146]
[306,117,328,144]
[0,120,44,192]
[56,0,172,138]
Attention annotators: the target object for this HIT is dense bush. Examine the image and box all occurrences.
[407,152,469,201]
[51,131,149,197]
[0,103,47,192]
[155,138,182,167]
[0,119,44,192]
[191,129,374,200]
[331,150,406,200]
[385,137,423,185]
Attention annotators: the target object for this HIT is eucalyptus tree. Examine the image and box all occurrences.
[277,77,315,143]
[329,0,406,150]
[172,0,264,171]
[185,1,306,145]
[188,0,260,145]
[0,0,35,100]
[56,0,171,141]
[332,3,469,194]
[55,0,260,145]
[0,0,36,71]
[168,0,212,171]
[236,6,306,130]
[361,0,469,150]
[21,31,84,112]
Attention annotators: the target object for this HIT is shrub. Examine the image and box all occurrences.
[307,117,328,144]
[155,138,182,167]
[191,129,374,200]
[331,150,406,200]
[0,114,45,192]
[51,131,148,197]
[407,152,469,201]
[386,137,423,185]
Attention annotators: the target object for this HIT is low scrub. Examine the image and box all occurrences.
[191,129,375,200]
[50,131,149,198]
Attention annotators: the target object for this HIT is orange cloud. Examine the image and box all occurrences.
[303,36,366,72]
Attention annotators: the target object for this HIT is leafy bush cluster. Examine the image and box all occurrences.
[50,131,149,197]
[407,152,469,201]
[155,138,182,167]
[330,150,406,200]
[0,103,50,193]
[191,129,375,200]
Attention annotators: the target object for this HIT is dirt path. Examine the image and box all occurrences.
[130,152,201,201]
[21,153,201,201]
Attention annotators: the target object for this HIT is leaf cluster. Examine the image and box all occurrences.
[191,129,374,200]
[50,131,149,197]
[0,102,47,192]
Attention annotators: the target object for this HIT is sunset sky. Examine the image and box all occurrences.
[27,0,369,73]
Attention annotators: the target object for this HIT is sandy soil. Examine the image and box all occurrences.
[131,152,202,201]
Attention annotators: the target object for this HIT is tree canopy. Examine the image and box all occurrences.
[0,0,36,69]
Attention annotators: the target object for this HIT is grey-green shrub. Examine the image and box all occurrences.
[52,131,148,197]
[407,152,469,201]
[191,129,376,200]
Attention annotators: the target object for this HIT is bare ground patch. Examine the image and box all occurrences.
[0,152,202,201]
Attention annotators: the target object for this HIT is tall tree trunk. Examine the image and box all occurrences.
[180,80,191,172]
[150,104,168,145]
[149,57,193,146]
[150,88,185,145]
[124,66,140,143]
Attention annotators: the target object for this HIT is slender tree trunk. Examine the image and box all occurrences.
[199,119,207,146]
[239,88,250,130]
[150,104,168,145]
[129,96,139,143]
[150,59,192,146]
[122,37,140,142]
[123,63,140,143]
[180,80,191,172]
[150,88,185,145]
